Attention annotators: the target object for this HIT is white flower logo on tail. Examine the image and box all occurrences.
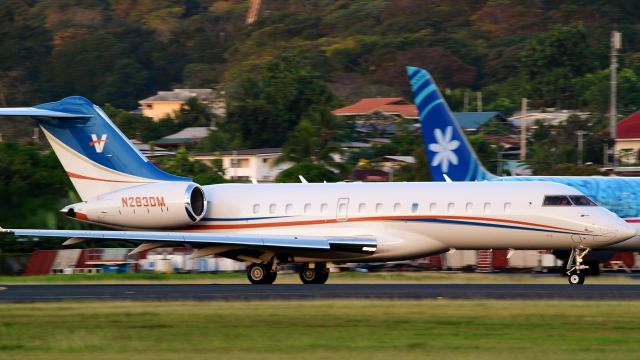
[428,126,460,173]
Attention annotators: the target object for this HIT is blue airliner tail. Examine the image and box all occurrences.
[406,66,495,182]
[0,96,190,200]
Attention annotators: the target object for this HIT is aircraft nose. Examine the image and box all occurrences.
[616,222,637,242]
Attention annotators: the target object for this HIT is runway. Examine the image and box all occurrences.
[1,283,639,302]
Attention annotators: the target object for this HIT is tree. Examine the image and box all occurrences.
[519,25,595,107]
[227,55,338,148]
[278,109,347,173]
[275,162,340,183]
[96,59,151,109]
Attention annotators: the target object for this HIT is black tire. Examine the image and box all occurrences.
[568,273,585,285]
[247,263,276,285]
[299,263,329,284]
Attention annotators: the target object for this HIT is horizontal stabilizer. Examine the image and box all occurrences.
[5,229,377,254]
[0,107,91,118]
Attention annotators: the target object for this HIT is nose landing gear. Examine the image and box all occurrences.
[566,248,591,285]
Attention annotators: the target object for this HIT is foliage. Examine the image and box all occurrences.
[226,55,338,148]
[278,109,347,173]
[275,162,340,183]
[518,25,595,108]
[156,147,206,178]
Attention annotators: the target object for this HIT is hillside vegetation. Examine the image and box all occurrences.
[2,0,640,113]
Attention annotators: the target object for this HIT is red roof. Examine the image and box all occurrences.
[617,111,640,139]
[333,98,418,118]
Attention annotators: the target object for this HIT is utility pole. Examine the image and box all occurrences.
[576,130,587,165]
[520,98,527,161]
[476,91,482,112]
[610,30,622,168]
[463,90,469,112]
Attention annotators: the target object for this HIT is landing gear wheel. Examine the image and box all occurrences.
[566,248,591,286]
[247,263,277,284]
[568,273,585,285]
[299,263,329,284]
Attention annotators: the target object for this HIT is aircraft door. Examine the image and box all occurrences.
[336,198,349,222]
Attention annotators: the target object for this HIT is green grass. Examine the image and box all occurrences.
[1,271,639,285]
[0,300,639,359]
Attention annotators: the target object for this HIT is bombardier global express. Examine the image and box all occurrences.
[0,96,635,284]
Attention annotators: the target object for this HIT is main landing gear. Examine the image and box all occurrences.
[300,263,329,284]
[247,263,277,284]
[246,262,330,284]
[566,248,591,285]
[299,263,330,284]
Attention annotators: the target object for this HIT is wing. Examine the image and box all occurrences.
[1,228,377,254]
[0,108,91,118]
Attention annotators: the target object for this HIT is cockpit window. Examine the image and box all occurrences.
[543,195,572,206]
[569,195,597,206]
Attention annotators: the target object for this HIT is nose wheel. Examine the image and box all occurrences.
[566,248,590,285]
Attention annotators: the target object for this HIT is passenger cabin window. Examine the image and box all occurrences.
[376,203,383,214]
[285,203,293,215]
[465,202,473,214]
[411,203,419,214]
[320,203,328,215]
[483,202,491,214]
[358,203,366,214]
[269,203,276,214]
[429,202,437,214]
[447,203,455,214]
[394,203,401,214]
[543,196,572,206]
[253,204,260,214]
[304,203,311,214]
[569,195,597,206]
[504,202,512,214]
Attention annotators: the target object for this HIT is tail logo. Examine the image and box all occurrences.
[89,134,108,153]
[428,126,460,173]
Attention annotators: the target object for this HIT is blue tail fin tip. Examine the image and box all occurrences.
[406,66,495,182]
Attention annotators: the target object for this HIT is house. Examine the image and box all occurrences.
[191,148,293,182]
[139,88,226,121]
[615,110,640,165]
[454,112,511,134]
[509,109,590,128]
[333,98,510,137]
[154,127,212,147]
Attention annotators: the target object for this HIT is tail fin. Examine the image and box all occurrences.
[0,96,190,200]
[406,66,495,182]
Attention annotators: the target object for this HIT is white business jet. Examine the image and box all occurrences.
[0,97,635,284]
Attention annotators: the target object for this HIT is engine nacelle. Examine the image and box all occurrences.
[64,182,207,229]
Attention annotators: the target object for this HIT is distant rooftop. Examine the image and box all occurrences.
[140,89,219,103]
[617,111,640,139]
[193,148,282,157]
[155,127,211,146]
[333,98,418,118]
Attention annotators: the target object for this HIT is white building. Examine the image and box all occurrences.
[192,148,293,182]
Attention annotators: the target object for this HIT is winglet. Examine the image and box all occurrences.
[299,175,308,183]
[443,174,453,183]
